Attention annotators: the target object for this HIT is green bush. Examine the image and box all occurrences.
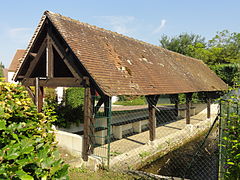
[65,87,84,108]
[44,99,84,128]
[220,90,240,179]
[0,82,69,179]
[44,87,85,128]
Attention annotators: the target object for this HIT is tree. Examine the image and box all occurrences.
[160,33,206,56]
[159,31,240,86]
[208,30,240,64]
[0,61,4,78]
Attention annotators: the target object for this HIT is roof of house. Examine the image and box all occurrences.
[8,49,25,72]
[15,11,228,96]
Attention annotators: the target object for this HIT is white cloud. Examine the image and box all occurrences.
[152,19,167,34]
[94,16,136,35]
[8,27,32,42]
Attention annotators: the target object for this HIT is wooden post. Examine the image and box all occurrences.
[89,87,96,154]
[146,95,159,141]
[207,93,211,119]
[35,78,44,113]
[149,103,156,141]
[171,94,179,118]
[82,77,92,161]
[46,34,54,78]
[186,93,192,124]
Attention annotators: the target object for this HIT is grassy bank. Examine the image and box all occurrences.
[69,168,136,180]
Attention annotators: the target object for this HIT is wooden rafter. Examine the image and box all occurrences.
[25,38,47,78]
[48,31,82,79]
[22,77,82,87]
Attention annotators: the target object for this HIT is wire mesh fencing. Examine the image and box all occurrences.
[89,93,222,179]
[49,89,227,179]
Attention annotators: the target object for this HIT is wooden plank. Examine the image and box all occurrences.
[186,93,192,124]
[22,77,82,87]
[25,38,47,78]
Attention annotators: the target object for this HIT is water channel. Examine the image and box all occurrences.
[140,126,219,180]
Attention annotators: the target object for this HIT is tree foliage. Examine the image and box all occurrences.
[0,61,4,78]
[159,30,240,86]
[160,33,206,56]
[0,82,69,179]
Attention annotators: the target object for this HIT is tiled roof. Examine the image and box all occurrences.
[8,49,26,72]
[16,11,228,96]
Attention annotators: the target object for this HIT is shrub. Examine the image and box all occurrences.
[0,82,69,179]
[44,87,84,128]
[65,87,84,108]
[220,89,240,179]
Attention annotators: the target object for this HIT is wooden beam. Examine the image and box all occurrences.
[89,87,96,154]
[94,96,106,114]
[35,78,44,112]
[25,86,35,103]
[22,77,82,87]
[146,95,159,141]
[186,93,192,124]
[29,53,37,57]
[46,34,54,78]
[82,77,92,161]
[49,33,82,79]
[25,38,47,78]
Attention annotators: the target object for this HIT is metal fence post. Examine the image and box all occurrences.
[218,100,224,180]
[105,96,112,168]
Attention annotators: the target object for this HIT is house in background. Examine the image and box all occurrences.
[8,49,25,83]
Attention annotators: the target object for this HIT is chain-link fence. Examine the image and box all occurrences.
[50,88,239,179]
[87,94,221,179]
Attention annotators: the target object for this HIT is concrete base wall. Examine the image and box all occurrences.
[55,130,103,171]
[55,130,83,157]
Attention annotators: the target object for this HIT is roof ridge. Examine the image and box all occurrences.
[45,11,168,51]
[45,11,204,63]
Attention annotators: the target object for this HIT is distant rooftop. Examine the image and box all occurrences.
[8,49,25,72]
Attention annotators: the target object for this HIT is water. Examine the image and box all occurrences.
[140,127,219,180]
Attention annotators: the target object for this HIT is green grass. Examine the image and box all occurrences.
[114,98,146,106]
[68,168,137,180]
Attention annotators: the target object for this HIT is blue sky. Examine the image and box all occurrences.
[1,0,240,67]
